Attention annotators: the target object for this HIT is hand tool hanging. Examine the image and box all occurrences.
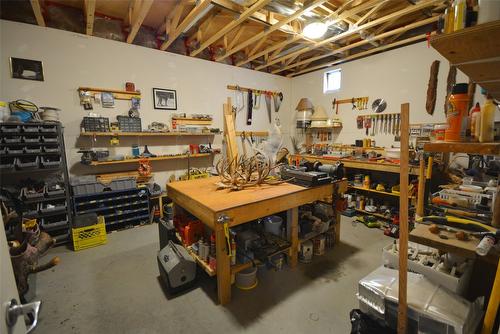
[233,85,245,114]
[364,116,371,135]
[379,114,383,133]
[247,89,253,125]
[371,116,375,136]
[264,91,272,123]
[388,114,392,134]
[356,116,364,129]
[253,91,261,109]
[273,92,283,126]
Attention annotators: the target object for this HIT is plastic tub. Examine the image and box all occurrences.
[24,145,42,154]
[235,266,258,290]
[22,125,40,133]
[263,215,283,236]
[15,156,39,169]
[22,136,41,143]
[4,136,21,143]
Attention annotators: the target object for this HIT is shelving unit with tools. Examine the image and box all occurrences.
[0,122,72,244]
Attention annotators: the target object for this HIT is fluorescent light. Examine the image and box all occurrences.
[303,21,327,39]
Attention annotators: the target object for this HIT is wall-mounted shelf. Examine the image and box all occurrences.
[430,20,500,99]
[355,209,392,221]
[80,131,215,137]
[88,153,212,166]
[78,86,141,100]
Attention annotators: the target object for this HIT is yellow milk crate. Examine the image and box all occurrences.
[72,216,107,251]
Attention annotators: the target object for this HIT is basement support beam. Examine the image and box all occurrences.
[161,0,212,51]
[84,0,96,35]
[30,0,45,27]
[127,0,154,43]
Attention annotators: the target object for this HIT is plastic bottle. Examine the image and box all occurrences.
[476,234,496,256]
[470,103,481,141]
[479,99,495,142]
[454,0,467,31]
[445,83,469,142]
[444,5,455,33]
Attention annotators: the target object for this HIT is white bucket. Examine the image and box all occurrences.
[263,215,283,236]
[235,266,258,290]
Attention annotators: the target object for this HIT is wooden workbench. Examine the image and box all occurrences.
[167,176,343,304]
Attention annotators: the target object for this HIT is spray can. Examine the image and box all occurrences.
[479,99,495,142]
[230,238,236,266]
[476,234,496,256]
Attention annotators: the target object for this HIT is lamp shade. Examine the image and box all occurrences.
[311,106,328,120]
[296,98,313,111]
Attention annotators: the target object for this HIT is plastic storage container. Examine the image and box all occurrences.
[6,147,24,154]
[15,156,39,169]
[40,214,69,231]
[3,136,21,143]
[40,125,57,133]
[22,125,40,133]
[42,136,58,143]
[72,216,108,251]
[43,145,60,153]
[106,178,136,191]
[44,184,65,197]
[39,200,67,213]
[0,157,15,171]
[71,176,105,195]
[20,187,45,200]
[24,145,42,154]
[41,155,61,168]
[1,125,20,133]
[82,117,110,132]
[117,116,142,132]
[22,136,41,143]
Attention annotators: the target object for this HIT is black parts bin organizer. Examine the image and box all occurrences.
[0,122,72,245]
[72,176,150,230]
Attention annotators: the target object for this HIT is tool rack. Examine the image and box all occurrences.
[0,122,72,244]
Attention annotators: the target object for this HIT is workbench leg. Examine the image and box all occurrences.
[215,224,231,305]
[159,196,163,219]
[481,260,500,334]
[286,207,299,268]
[335,211,341,244]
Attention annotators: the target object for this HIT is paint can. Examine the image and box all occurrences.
[313,235,326,256]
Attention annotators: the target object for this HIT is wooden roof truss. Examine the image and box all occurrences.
[13,0,447,76]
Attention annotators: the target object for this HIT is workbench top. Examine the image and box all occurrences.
[167,176,335,228]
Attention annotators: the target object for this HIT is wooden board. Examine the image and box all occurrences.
[458,59,500,82]
[430,20,500,65]
[172,118,213,126]
[89,153,211,166]
[424,142,500,155]
[410,224,499,264]
[78,87,141,100]
[167,176,334,228]
[348,185,414,198]
[81,131,214,137]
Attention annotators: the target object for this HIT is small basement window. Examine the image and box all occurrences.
[323,69,341,93]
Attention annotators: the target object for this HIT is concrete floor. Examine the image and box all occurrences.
[35,217,390,334]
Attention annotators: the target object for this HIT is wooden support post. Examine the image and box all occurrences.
[416,157,426,217]
[223,97,238,163]
[215,221,231,305]
[398,103,410,334]
[481,260,500,334]
[286,207,299,268]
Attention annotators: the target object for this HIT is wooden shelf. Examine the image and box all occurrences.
[299,224,335,244]
[80,131,214,137]
[430,21,500,99]
[78,87,141,100]
[347,185,415,198]
[187,246,216,277]
[410,223,499,264]
[424,142,500,155]
[88,153,212,166]
[355,209,392,221]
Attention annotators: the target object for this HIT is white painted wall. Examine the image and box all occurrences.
[290,41,484,148]
[0,20,292,189]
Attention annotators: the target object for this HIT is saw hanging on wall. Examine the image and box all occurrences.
[426,60,440,115]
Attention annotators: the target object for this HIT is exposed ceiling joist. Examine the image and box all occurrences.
[257,0,442,70]
[237,35,300,66]
[29,0,45,27]
[273,15,439,74]
[227,25,247,50]
[126,0,154,44]
[84,0,96,35]
[290,32,433,77]
[160,0,213,51]
[248,35,268,57]
[216,0,330,62]
[191,0,270,56]
[355,0,388,26]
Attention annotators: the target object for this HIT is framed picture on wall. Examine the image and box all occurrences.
[153,88,177,110]
[10,57,44,81]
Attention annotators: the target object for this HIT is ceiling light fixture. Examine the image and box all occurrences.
[303,21,327,39]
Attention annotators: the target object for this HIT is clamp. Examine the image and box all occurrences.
[217,214,232,256]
